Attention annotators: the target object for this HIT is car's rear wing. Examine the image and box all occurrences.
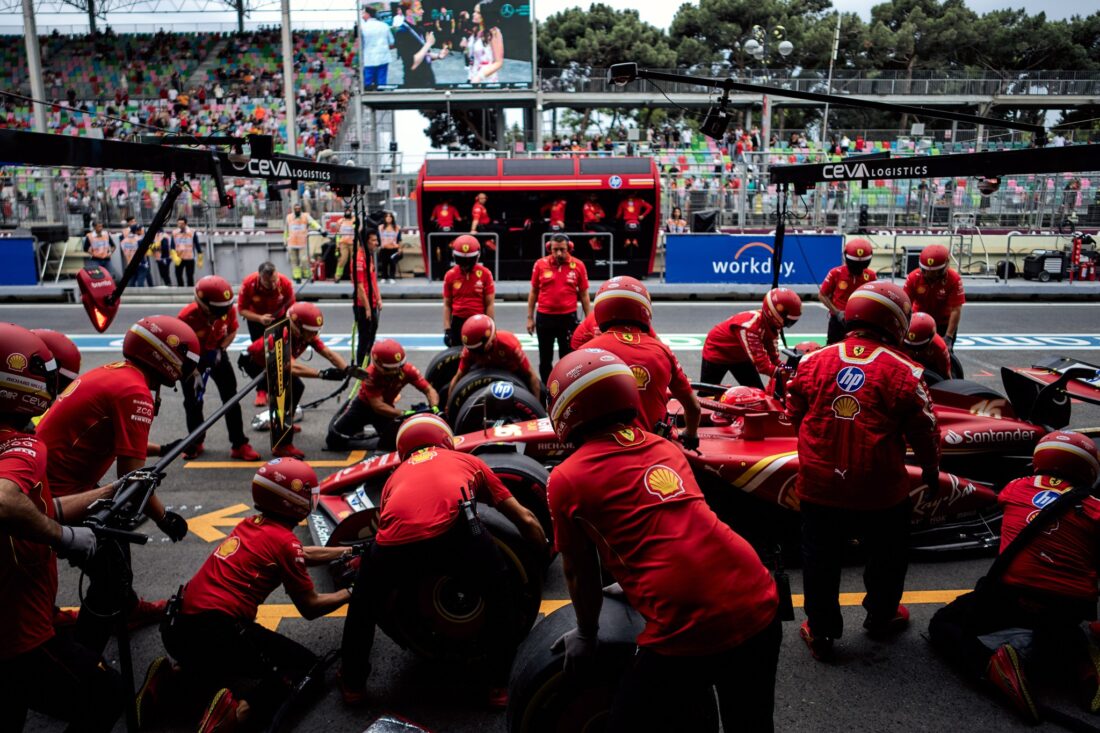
[1001,356,1100,429]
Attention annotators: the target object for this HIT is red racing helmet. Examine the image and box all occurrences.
[252,457,319,520]
[547,348,641,443]
[371,339,407,370]
[844,238,873,263]
[794,341,822,355]
[195,275,236,315]
[461,314,496,351]
[123,315,201,386]
[844,281,912,345]
[593,276,652,331]
[396,413,455,459]
[0,324,57,417]
[904,312,938,347]
[762,288,802,329]
[451,235,481,261]
[1032,431,1100,487]
[719,386,773,411]
[289,302,324,333]
[31,329,81,386]
[919,244,950,272]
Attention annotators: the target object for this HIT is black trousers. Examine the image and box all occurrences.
[74,539,140,656]
[175,259,195,287]
[239,354,305,433]
[607,615,782,733]
[354,306,379,367]
[163,611,317,726]
[247,319,266,343]
[378,249,401,280]
[826,313,847,345]
[699,358,764,390]
[181,352,248,448]
[0,630,126,733]
[447,315,470,349]
[327,397,398,451]
[800,499,911,640]
[535,311,577,384]
[341,520,514,688]
[156,260,171,285]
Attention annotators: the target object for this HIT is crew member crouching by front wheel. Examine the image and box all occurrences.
[701,288,802,389]
[448,315,542,401]
[902,312,952,381]
[545,349,780,732]
[339,414,546,708]
[237,302,348,459]
[326,339,439,452]
[140,459,351,733]
[929,431,1100,724]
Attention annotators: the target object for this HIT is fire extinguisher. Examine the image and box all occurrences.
[310,256,326,282]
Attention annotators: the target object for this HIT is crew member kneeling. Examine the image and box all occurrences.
[902,312,952,381]
[339,414,546,708]
[546,349,780,733]
[449,315,542,401]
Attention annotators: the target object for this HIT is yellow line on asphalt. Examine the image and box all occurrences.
[183,450,367,469]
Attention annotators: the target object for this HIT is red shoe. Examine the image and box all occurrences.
[273,444,305,459]
[53,607,79,628]
[230,443,260,461]
[588,237,603,251]
[863,604,910,639]
[182,442,205,460]
[136,656,174,730]
[291,424,302,433]
[127,598,167,631]
[254,389,267,407]
[486,686,509,710]
[800,620,834,662]
[987,643,1039,723]
[197,688,239,733]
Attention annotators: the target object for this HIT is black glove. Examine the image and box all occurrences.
[922,466,940,500]
[156,511,189,542]
[944,334,956,352]
[159,439,182,458]
[55,525,97,567]
[680,433,700,451]
[443,329,453,348]
[550,626,599,675]
[319,367,345,381]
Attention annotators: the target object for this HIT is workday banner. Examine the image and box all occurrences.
[664,234,842,284]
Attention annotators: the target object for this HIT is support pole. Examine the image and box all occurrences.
[236,0,245,33]
[820,12,841,148]
[87,0,97,34]
[280,0,298,158]
[23,0,57,222]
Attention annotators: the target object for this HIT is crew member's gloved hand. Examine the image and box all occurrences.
[921,466,940,500]
[56,526,97,567]
[402,409,417,417]
[551,626,599,675]
[159,439,182,458]
[156,511,189,542]
[944,334,956,352]
[834,313,845,326]
[319,367,345,381]
[680,433,700,451]
[197,253,205,269]
[430,405,441,415]
[443,330,453,348]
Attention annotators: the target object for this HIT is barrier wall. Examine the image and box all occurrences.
[664,233,842,284]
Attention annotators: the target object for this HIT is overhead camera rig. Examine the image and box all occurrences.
[0,129,369,330]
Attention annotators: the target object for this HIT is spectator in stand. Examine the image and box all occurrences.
[171,216,202,287]
[616,195,653,248]
[284,202,321,283]
[378,211,402,284]
[83,221,118,280]
[360,5,393,90]
[118,216,152,287]
[665,206,689,233]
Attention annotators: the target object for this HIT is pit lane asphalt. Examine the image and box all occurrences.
[8,299,1100,733]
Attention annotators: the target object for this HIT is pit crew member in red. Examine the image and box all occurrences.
[526,234,592,383]
[541,197,567,231]
[450,315,542,400]
[929,431,1100,723]
[546,349,780,732]
[0,324,125,733]
[352,229,383,367]
[787,281,940,663]
[582,193,611,252]
[431,199,461,231]
[470,192,497,249]
[238,302,348,459]
[443,235,495,347]
[819,238,876,344]
[615,195,653,248]
[156,459,351,732]
[586,276,700,446]
[178,276,260,461]
[902,312,952,381]
[238,261,296,342]
[570,310,600,349]
[38,316,200,654]
[904,243,965,347]
[326,339,439,452]
[340,414,546,707]
[701,288,802,390]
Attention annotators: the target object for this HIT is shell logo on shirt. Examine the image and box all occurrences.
[631,365,651,390]
[838,281,848,290]
[644,465,686,501]
[215,536,241,559]
[832,395,860,420]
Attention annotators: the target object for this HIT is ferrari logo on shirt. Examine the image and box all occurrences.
[612,427,645,446]
[409,448,437,464]
[644,465,686,501]
[614,332,639,344]
[215,536,241,559]
[853,345,865,356]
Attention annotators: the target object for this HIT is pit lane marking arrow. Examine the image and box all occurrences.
[188,503,251,542]
[184,450,368,470]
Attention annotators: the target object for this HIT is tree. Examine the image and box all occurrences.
[538,4,677,69]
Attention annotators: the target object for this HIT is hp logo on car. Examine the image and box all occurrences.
[490,381,515,400]
[836,366,866,393]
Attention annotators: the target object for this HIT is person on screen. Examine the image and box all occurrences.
[361,5,394,90]
[393,0,448,88]
[466,0,504,84]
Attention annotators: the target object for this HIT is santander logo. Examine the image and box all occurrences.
[945,430,964,445]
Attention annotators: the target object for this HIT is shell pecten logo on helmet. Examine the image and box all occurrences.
[6,353,27,371]
[644,465,686,501]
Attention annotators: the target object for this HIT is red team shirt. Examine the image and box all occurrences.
[457,330,530,376]
[357,362,430,406]
[616,198,653,224]
[546,200,567,228]
[549,428,778,655]
[471,202,490,228]
[786,337,940,510]
[178,302,239,353]
[587,327,692,432]
[904,268,966,327]
[819,265,876,310]
[582,201,606,226]
[0,429,57,659]
[38,361,155,497]
[530,255,589,315]
[432,203,459,229]
[570,311,600,349]
[238,272,295,317]
[702,310,780,374]
[443,264,495,318]
[181,515,314,620]
[999,475,1100,600]
[246,333,325,368]
[907,334,952,379]
[376,450,512,546]
[354,248,382,309]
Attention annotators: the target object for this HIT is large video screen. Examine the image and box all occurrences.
[360,0,533,91]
